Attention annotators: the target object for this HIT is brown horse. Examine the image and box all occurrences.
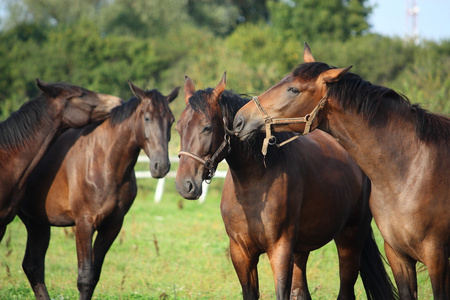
[233,43,450,299]
[18,82,178,300]
[0,79,122,241]
[175,73,397,299]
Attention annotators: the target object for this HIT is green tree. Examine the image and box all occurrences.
[100,0,191,38]
[231,0,269,23]
[392,40,450,114]
[225,21,300,89]
[187,0,240,36]
[2,0,107,29]
[268,0,372,42]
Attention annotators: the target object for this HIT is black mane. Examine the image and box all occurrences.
[294,62,450,144]
[109,96,140,126]
[110,89,167,126]
[0,95,51,151]
[189,88,297,167]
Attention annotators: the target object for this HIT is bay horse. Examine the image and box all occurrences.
[18,82,178,300]
[0,79,122,241]
[175,73,397,299]
[233,43,450,299]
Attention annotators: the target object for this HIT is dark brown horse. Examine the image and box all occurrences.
[175,73,397,299]
[0,79,122,241]
[18,82,178,300]
[233,43,450,299]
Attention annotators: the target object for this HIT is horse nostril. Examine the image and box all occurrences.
[234,116,244,133]
[186,180,193,193]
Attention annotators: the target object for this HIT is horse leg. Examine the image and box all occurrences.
[19,214,51,300]
[229,239,260,300]
[89,220,124,296]
[333,238,361,300]
[74,219,95,300]
[267,242,294,300]
[384,241,417,299]
[0,224,6,242]
[424,245,450,299]
[291,252,311,300]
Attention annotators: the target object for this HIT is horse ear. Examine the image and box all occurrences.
[128,80,146,100]
[184,76,195,105]
[166,86,180,103]
[36,78,61,98]
[303,42,315,63]
[320,66,353,83]
[212,72,226,101]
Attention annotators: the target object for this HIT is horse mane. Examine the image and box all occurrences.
[109,96,140,126]
[189,88,296,167]
[294,62,450,144]
[0,95,51,151]
[110,89,167,126]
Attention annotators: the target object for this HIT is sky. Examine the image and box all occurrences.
[0,0,449,42]
[368,0,450,41]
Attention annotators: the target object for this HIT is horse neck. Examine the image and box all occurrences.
[102,116,142,172]
[0,108,59,191]
[225,135,267,179]
[219,102,269,178]
[323,99,419,186]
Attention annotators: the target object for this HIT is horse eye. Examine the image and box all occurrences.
[79,92,87,98]
[202,125,212,133]
[288,87,300,95]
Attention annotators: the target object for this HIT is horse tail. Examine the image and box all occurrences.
[359,227,399,300]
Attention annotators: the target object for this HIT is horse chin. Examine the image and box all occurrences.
[236,121,264,141]
[149,162,170,179]
[237,129,257,141]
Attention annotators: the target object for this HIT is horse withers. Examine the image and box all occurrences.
[19,82,178,300]
[175,73,397,299]
[0,80,122,240]
[233,43,450,299]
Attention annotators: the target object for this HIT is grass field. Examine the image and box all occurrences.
[0,162,433,299]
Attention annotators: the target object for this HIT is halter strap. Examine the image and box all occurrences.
[253,90,329,156]
[178,119,231,183]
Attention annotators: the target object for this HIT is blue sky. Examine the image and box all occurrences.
[368,0,450,41]
[0,0,449,41]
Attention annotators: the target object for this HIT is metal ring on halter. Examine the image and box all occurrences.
[268,136,277,145]
[304,114,311,121]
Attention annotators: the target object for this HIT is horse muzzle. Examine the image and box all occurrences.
[149,158,170,179]
[175,175,203,200]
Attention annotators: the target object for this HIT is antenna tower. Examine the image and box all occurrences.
[406,0,419,42]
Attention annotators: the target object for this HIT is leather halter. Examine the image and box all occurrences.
[178,118,231,183]
[252,91,329,156]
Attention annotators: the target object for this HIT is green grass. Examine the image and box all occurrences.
[0,166,433,299]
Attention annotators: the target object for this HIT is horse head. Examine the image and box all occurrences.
[36,79,122,128]
[175,73,228,200]
[232,43,351,140]
[128,81,178,178]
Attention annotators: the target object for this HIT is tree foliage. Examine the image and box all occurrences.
[0,0,449,122]
[268,0,372,42]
